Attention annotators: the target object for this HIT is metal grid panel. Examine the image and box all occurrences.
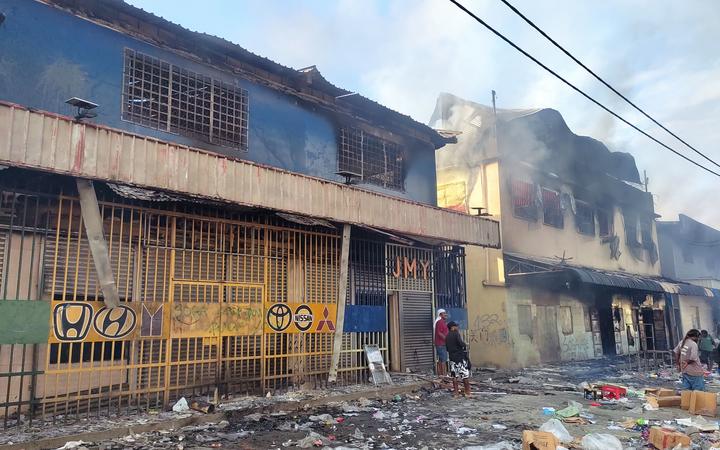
[0,183,411,427]
[386,244,433,292]
[122,49,249,150]
[434,246,466,309]
[338,128,403,190]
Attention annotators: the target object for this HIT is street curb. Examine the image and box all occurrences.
[0,382,431,450]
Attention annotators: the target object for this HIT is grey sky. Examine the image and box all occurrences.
[127,0,720,227]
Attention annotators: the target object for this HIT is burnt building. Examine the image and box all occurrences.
[432,93,709,368]
[0,2,500,427]
[658,215,720,336]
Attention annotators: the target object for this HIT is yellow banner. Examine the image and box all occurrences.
[170,302,262,337]
[49,301,166,343]
[264,303,337,334]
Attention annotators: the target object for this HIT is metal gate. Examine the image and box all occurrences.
[398,291,433,372]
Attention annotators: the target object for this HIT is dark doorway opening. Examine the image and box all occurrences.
[596,292,616,356]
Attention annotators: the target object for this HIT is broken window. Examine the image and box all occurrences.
[597,208,614,238]
[517,304,533,338]
[511,179,537,221]
[640,218,654,248]
[559,306,573,335]
[624,211,640,245]
[575,201,595,236]
[122,49,249,150]
[542,188,563,228]
[339,127,403,190]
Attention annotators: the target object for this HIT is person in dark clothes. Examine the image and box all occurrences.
[445,321,471,397]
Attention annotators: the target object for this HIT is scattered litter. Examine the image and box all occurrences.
[352,428,364,440]
[244,413,263,422]
[542,407,556,415]
[172,397,190,413]
[539,418,573,443]
[189,399,215,414]
[309,414,334,423]
[491,424,507,430]
[463,442,515,450]
[580,433,622,450]
[297,431,331,448]
[372,411,386,420]
[56,441,86,450]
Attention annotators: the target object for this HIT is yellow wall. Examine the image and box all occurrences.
[679,295,715,335]
[497,164,660,276]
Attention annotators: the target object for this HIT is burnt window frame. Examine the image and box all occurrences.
[511,179,538,221]
[640,217,654,248]
[541,187,564,229]
[338,127,404,191]
[122,48,249,151]
[575,201,596,236]
[624,211,640,246]
[597,208,614,238]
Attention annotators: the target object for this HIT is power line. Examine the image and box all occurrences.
[498,0,720,170]
[447,0,720,178]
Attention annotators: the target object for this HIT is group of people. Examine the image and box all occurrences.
[433,308,472,397]
[673,328,720,392]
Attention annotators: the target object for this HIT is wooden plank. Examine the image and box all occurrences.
[75,178,120,308]
[327,224,351,383]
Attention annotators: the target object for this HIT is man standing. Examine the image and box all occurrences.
[434,309,449,376]
[698,330,715,371]
[674,329,705,391]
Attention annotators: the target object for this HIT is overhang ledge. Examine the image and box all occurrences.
[0,101,500,247]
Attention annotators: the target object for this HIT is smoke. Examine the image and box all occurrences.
[129,0,720,227]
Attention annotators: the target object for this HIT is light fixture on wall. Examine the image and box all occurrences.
[65,97,99,121]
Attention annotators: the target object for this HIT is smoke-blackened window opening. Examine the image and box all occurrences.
[623,211,641,246]
[347,239,386,306]
[122,49,249,150]
[511,179,537,221]
[597,208,614,238]
[517,304,533,338]
[640,218,654,248]
[575,201,595,236]
[339,127,404,191]
[541,188,563,228]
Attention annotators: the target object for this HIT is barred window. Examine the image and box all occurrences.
[122,49,248,150]
[339,127,403,190]
[576,201,595,235]
[511,179,537,221]
[542,187,563,228]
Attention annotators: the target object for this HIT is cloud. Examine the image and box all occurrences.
[128,0,720,227]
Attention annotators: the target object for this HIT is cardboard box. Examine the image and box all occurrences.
[681,390,692,410]
[649,427,691,449]
[655,395,682,407]
[689,391,718,416]
[522,430,558,450]
[656,388,677,397]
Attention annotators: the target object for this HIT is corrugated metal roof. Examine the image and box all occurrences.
[505,252,716,298]
[0,101,500,247]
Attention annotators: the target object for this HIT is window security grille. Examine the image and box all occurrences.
[542,188,563,228]
[122,49,249,150]
[339,128,403,190]
[511,179,537,221]
[576,201,595,235]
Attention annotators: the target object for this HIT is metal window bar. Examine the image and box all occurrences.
[122,49,248,150]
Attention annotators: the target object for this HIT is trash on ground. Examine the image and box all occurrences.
[522,430,559,450]
[172,397,190,413]
[580,433,623,450]
[539,418,573,443]
[648,426,691,450]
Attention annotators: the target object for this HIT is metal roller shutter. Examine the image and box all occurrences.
[399,291,433,372]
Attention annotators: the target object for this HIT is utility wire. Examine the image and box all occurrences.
[498,0,720,170]
[448,0,720,178]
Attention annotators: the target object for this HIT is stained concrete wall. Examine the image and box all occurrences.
[679,295,715,335]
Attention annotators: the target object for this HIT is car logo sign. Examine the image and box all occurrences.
[93,305,137,339]
[53,302,93,341]
[293,305,314,332]
[266,303,292,332]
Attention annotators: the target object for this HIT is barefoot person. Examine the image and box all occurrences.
[445,321,471,397]
[434,309,449,376]
[674,329,705,391]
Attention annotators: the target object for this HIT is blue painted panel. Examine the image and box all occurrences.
[445,307,468,330]
[0,1,438,205]
[343,305,387,333]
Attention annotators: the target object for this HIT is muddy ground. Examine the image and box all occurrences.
[6,358,720,449]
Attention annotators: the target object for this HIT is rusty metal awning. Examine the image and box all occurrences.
[0,101,500,247]
[505,252,717,298]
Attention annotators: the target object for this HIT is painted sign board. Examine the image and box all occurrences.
[264,303,337,333]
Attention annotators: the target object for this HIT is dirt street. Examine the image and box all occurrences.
[5,358,720,449]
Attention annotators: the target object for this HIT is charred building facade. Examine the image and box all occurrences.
[432,93,709,368]
[0,2,500,427]
[658,215,720,336]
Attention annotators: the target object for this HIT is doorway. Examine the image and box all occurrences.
[536,306,561,363]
